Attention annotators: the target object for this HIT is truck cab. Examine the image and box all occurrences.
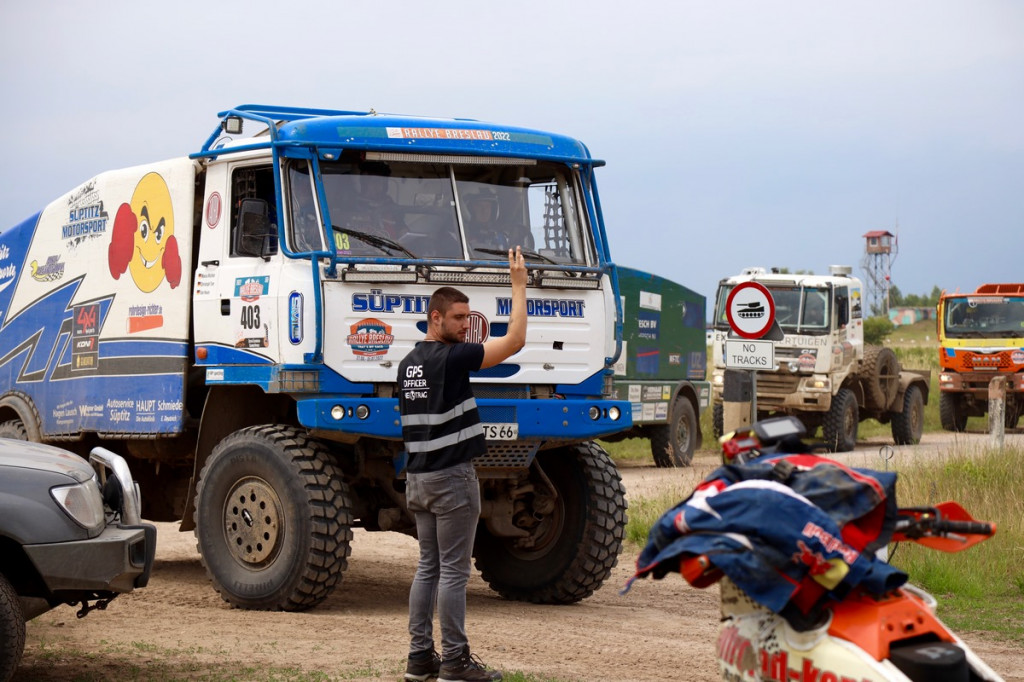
[710,266,865,419]
[0,105,630,611]
[709,266,927,452]
[937,283,1024,431]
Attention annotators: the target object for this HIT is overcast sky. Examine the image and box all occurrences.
[2,1,1021,311]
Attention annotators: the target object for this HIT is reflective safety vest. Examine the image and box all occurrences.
[398,341,486,473]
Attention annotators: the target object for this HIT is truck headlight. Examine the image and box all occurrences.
[51,481,106,531]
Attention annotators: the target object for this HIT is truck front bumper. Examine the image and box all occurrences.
[297,396,632,440]
[939,371,1024,397]
[25,522,157,594]
[711,370,833,412]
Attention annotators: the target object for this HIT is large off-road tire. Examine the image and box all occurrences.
[861,346,900,409]
[0,419,28,441]
[822,388,859,452]
[891,385,924,445]
[649,397,697,467]
[712,401,724,438]
[194,425,353,611]
[474,441,627,604]
[0,572,25,682]
[939,393,968,432]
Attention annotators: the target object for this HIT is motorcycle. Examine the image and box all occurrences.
[626,416,1004,682]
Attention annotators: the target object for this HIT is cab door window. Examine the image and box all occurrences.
[230,165,278,258]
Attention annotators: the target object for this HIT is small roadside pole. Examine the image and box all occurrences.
[723,282,781,433]
[989,375,1006,450]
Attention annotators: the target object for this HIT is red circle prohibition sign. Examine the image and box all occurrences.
[725,281,776,339]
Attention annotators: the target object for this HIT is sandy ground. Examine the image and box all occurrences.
[17,440,1023,682]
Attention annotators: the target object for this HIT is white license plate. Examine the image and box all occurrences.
[482,423,519,440]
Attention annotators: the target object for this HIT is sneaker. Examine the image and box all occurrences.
[438,646,502,682]
[405,648,442,681]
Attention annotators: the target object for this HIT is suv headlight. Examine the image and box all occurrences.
[51,480,106,531]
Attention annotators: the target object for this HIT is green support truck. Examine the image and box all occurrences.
[602,266,710,466]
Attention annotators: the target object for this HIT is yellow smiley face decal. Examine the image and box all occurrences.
[127,173,174,293]
[109,172,182,292]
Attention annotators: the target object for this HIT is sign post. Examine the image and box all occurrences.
[723,282,777,430]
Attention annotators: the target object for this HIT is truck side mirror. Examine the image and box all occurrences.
[235,198,278,259]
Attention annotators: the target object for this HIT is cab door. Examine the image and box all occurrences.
[194,161,282,365]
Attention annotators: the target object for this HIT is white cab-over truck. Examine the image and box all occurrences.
[710,266,929,451]
[0,105,631,610]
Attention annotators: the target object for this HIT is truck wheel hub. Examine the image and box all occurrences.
[223,476,283,567]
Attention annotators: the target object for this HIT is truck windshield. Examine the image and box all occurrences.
[944,296,1024,338]
[286,151,591,265]
[715,284,831,334]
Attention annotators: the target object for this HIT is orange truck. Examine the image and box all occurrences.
[937,283,1024,430]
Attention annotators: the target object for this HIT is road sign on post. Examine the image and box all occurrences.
[723,281,777,432]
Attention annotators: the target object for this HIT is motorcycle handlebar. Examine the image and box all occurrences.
[933,520,995,536]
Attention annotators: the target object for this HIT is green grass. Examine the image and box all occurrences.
[886,319,940,347]
[886,443,1024,641]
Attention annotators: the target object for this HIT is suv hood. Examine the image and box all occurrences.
[0,438,93,483]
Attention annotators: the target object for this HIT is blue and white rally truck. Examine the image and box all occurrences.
[0,105,630,610]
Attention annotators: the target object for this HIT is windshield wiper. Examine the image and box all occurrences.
[473,247,558,265]
[333,226,418,259]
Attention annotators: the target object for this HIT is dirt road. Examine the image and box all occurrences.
[17,440,1022,681]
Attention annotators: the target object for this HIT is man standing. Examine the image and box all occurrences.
[399,247,527,682]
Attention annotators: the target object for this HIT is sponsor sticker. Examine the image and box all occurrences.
[347,318,395,357]
[127,303,164,333]
[235,276,270,302]
[639,290,662,311]
[642,385,663,401]
[638,310,660,340]
[30,255,66,282]
[71,303,100,372]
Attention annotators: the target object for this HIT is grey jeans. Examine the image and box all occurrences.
[405,461,481,660]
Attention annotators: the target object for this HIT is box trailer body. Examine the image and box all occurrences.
[602,266,709,466]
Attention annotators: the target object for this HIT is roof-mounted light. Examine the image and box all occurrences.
[427,270,511,285]
[340,269,420,283]
[222,116,244,135]
[537,275,601,290]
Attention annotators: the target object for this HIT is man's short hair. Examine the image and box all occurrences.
[428,286,469,318]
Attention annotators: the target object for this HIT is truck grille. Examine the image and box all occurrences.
[478,405,516,423]
[964,351,1012,370]
[754,372,801,394]
[749,372,801,408]
[474,385,530,400]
